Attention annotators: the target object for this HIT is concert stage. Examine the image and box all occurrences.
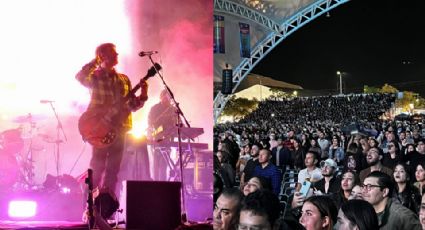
[0,182,212,230]
[0,221,92,230]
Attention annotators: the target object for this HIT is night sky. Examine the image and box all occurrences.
[251,0,425,97]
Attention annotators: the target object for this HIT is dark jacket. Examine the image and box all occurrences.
[271,146,291,170]
[312,176,341,195]
[377,198,422,230]
[392,184,421,214]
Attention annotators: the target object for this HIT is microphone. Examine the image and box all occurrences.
[139,51,158,57]
[40,100,54,103]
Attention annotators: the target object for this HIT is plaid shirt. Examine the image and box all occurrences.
[76,66,133,130]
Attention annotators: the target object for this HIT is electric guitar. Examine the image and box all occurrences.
[78,63,161,148]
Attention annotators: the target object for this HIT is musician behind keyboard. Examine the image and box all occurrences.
[148,89,178,181]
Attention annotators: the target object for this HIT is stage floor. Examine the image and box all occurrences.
[0,220,125,230]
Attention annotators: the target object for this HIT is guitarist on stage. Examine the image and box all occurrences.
[76,42,148,197]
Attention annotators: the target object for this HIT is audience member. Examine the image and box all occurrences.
[335,170,360,208]
[348,184,363,200]
[419,194,425,230]
[362,171,421,229]
[216,150,236,187]
[238,190,281,230]
[298,151,322,184]
[393,162,421,214]
[213,188,244,230]
[240,143,261,189]
[270,136,291,172]
[381,140,403,170]
[328,136,344,165]
[359,147,393,183]
[415,162,425,196]
[335,199,379,230]
[242,176,271,196]
[299,195,338,230]
[312,159,340,195]
[252,149,282,195]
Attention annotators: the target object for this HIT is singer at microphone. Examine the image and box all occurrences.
[40,100,54,103]
[139,51,159,57]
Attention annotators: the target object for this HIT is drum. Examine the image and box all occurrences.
[0,128,24,155]
[0,153,19,187]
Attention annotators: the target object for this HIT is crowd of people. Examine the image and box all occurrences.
[213,93,425,230]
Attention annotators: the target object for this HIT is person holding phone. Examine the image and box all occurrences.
[298,150,322,184]
[312,159,340,195]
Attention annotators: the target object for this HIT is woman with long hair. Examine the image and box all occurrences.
[328,136,344,165]
[301,133,311,152]
[382,140,403,170]
[299,196,337,230]
[335,170,360,209]
[293,138,306,170]
[392,162,421,214]
[336,199,379,230]
[414,162,425,196]
[241,176,271,196]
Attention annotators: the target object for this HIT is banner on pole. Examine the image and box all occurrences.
[239,22,251,58]
[214,15,225,54]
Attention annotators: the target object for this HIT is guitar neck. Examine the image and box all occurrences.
[125,74,151,101]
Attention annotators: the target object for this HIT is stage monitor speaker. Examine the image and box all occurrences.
[221,69,233,95]
[123,181,181,230]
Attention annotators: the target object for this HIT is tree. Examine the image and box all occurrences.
[381,83,398,94]
[221,95,258,120]
[363,85,381,93]
[269,87,290,99]
[396,91,419,112]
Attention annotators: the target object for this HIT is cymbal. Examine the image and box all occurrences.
[13,114,47,123]
[39,134,63,144]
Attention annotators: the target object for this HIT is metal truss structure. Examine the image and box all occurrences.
[213,0,350,123]
[214,0,281,32]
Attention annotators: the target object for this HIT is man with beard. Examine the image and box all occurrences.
[359,147,393,183]
[312,159,340,195]
[240,143,261,189]
[213,188,244,230]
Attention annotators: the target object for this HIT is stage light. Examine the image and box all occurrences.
[8,200,37,218]
[61,187,71,194]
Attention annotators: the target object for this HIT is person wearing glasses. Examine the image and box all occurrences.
[362,171,421,229]
[359,147,393,183]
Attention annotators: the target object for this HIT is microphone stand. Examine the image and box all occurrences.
[46,101,67,187]
[146,54,190,223]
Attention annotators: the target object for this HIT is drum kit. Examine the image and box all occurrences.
[0,113,60,191]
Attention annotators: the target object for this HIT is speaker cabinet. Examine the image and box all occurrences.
[123,181,181,230]
[221,69,233,94]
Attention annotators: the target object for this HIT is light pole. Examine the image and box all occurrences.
[337,71,343,95]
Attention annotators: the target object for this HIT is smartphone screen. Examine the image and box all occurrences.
[299,181,311,197]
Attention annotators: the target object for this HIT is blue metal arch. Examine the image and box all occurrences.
[214,0,281,32]
[214,0,350,123]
